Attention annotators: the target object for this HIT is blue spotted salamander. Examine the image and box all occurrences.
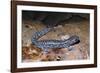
[31,28,80,52]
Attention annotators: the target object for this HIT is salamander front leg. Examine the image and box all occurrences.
[42,48,49,54]
[67,46,75,51]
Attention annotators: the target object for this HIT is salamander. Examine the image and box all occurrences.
[31,27,80,52]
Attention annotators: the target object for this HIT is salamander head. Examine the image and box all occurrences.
[69,35,80,45]
[64,35,80,46]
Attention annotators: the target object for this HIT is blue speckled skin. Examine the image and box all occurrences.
[31,28,80,52]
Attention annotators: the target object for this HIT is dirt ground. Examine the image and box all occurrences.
[22,19,90,62]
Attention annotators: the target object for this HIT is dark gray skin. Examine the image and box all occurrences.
[31,28,80,52]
